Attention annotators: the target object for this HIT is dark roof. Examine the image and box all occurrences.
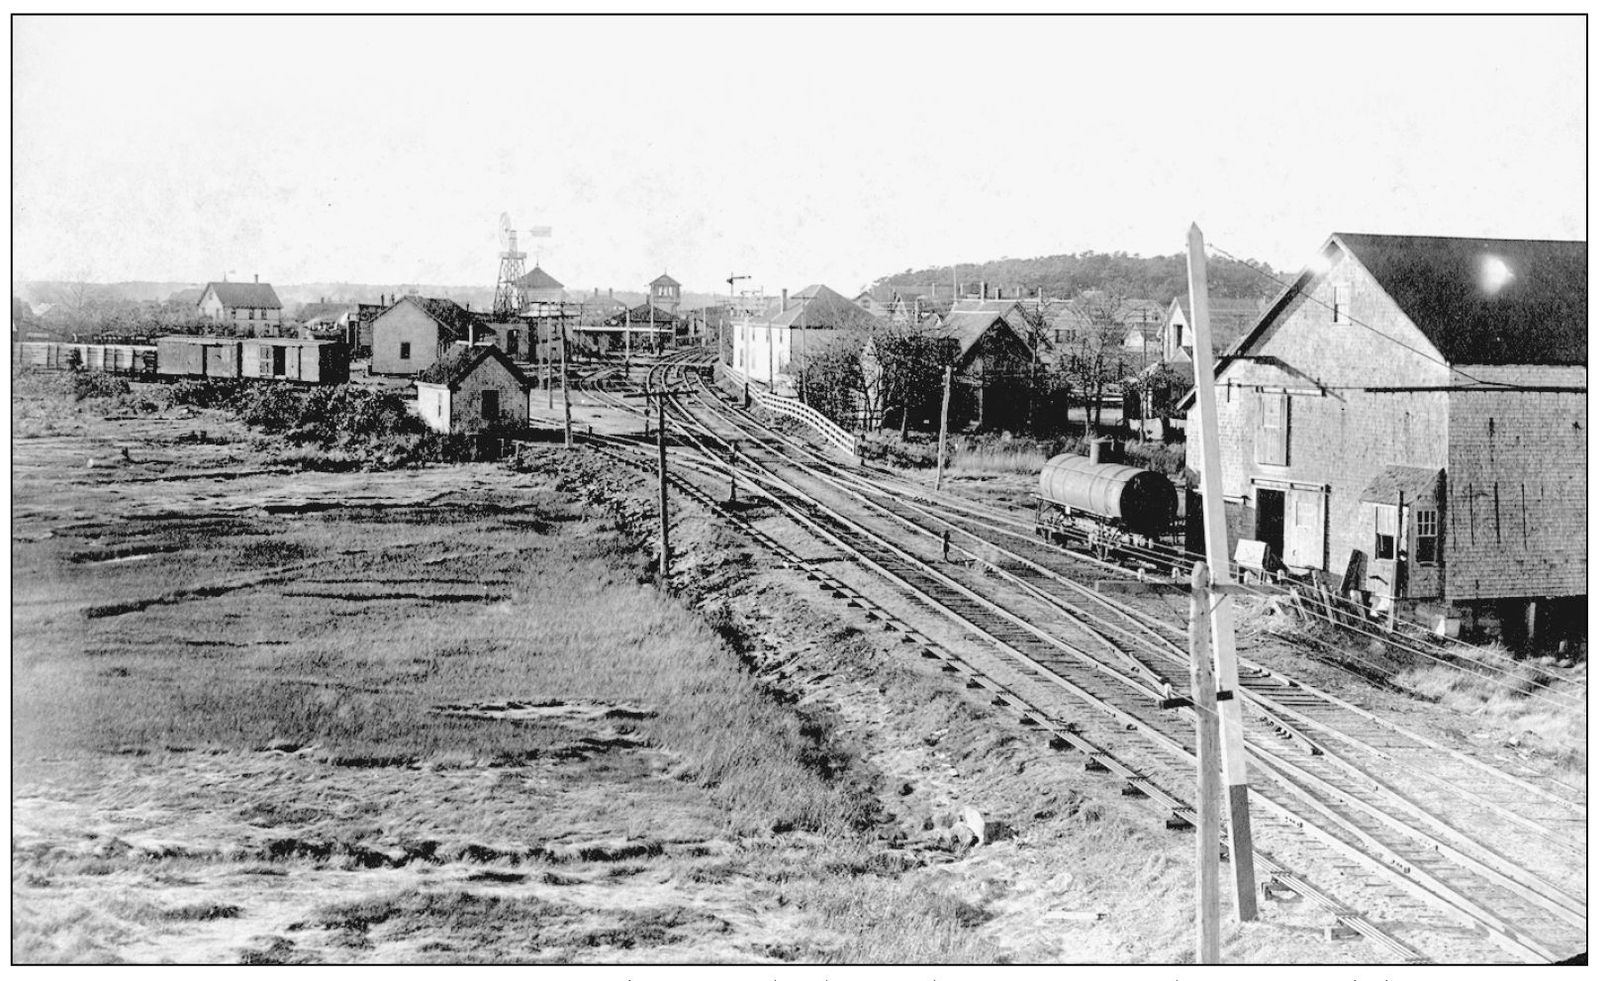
[400,295,487,342]
[416,343,528,388]
[934,311,1012,362]
[649,273,680,288]
[1358,465,1442,504]
[769,284,885,332]
[1334,233,1586,365]
[613,302,684,325]
[203,281,282,309]
[514,266,565,291]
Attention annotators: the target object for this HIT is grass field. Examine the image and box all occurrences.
[10,377,1017,964]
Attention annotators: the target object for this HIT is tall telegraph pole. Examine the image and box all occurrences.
[1185,223,1257,921]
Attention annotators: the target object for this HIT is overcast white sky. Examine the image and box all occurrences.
[11,14,1585,294]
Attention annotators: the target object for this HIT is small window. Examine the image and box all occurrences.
[1333,283,1351,325]
[1373,506,1396,561]
[247,308,255,321]
[1415,509,1439,564]
[481,389,499,421]
[399,342,411,360]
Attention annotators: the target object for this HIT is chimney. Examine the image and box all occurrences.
[781,288,789,310]
[980,280,986,300]
[1089,437,1113,465]
[254,273,259,284]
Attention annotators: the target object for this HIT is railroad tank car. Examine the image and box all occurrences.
[1035,446,1178,551]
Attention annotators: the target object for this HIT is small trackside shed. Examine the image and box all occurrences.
[157,336,242,379]
[240,338,350,384]
[415,344,531,434]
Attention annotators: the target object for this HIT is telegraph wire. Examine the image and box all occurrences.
[1203,241,1529,392]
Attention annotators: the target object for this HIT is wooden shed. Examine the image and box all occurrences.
[415,344,531,434]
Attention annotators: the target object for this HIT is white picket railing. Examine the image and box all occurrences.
[754,391,859,457]
[716,360,859,457]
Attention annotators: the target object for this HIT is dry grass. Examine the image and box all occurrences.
[1396,644,1586,777]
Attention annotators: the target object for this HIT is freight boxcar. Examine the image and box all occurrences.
[12,342,156,373]
[156,336,242,379]
[239,338,350,384]
[1035,440,1178,556]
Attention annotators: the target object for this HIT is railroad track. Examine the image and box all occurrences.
[566,352,1584,963]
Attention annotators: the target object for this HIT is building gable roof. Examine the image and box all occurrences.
[514,266,565,291]
[392,295,487,342]
[649,273,680,288]
[1333,232,1586,366]
[769,284,885,332]
[417,343,529,388]
[203,281,282,309]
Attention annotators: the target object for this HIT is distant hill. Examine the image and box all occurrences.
[871,251,1293,304]
[13,280,735,317]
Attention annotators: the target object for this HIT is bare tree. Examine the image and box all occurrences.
[1052,282,1136,434]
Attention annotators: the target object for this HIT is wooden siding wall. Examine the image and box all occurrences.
[1186,248,1451,584]
[1443,365,1586,600]
[370,304,449,376]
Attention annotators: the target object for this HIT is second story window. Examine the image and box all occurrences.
[1254,392,1289,467]
[1333,282,1352,325]
[399,342,411,360]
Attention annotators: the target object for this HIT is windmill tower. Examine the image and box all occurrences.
[492,212,527,319]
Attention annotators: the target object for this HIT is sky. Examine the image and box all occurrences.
[10,14,1586,295]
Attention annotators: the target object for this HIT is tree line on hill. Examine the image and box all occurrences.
[871,250,1288,303]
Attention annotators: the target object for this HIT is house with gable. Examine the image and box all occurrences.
[1180,232,1585,648]
[730,284,884,394]
[197,278,284,331]
[368,295,489,376]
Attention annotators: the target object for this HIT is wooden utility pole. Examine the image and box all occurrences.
[559,309,573,448]
[934,365,954,491]
[1189,560,1222,965]
[1186,223,1257,921]
[657,392,670,580]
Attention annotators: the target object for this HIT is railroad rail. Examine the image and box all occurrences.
[564,351,1584,964]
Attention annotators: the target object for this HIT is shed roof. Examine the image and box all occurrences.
[416,343,528,388]
[1334,232,1586,365]
[1358,465,1443,504]
[203,281,282,309]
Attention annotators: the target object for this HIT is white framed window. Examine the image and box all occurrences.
[1415,508,1439,564]
[1333,282,1352,325]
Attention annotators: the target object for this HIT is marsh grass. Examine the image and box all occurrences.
[14,482,871,836]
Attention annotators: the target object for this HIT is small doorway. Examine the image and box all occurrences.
[1255,487,1286,560]
[271,346,287,377]
[480,390,500,422]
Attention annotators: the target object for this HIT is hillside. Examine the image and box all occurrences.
[872,251,1292,303]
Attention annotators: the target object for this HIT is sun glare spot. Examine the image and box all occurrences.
[1481,255,1515,293]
